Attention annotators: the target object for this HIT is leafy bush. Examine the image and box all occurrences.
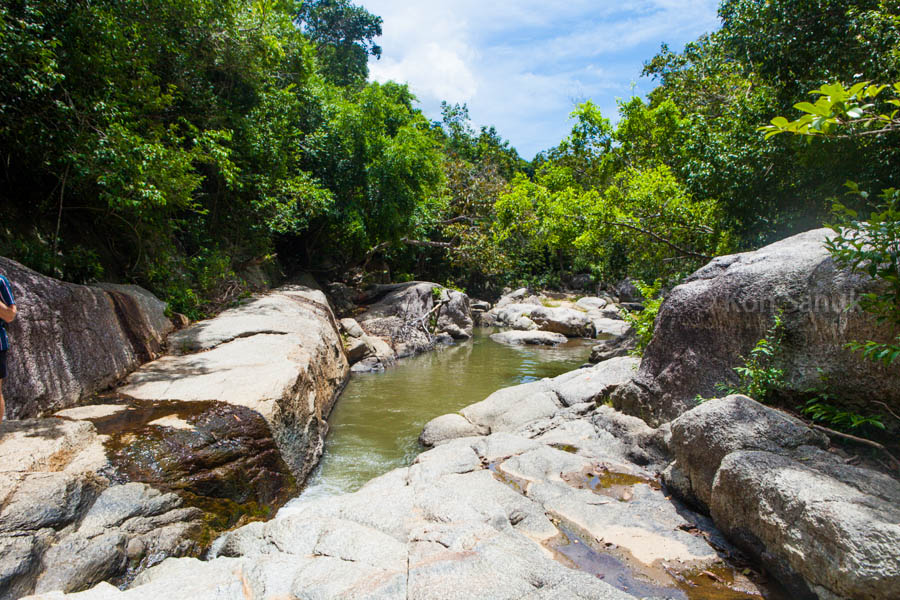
[720,311,786,401]
[827,185,900,366]
[623,280,663,356]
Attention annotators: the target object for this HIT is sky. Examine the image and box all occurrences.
[362,1,722,159]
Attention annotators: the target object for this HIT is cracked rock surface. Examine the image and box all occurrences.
[0,419,203,600]
[25,359,772,600]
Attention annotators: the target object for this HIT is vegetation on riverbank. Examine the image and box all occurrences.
[2,0,898,316]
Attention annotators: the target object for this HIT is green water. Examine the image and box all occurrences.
[299,329,593,499]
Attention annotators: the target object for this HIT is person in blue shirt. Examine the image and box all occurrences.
[0,274,17,423]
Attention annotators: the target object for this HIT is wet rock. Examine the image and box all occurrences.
[612,228,900,426]
[356,282,473,360]
[0,257,173,419]
[118,284,350,482]
[489,330,567,346]
[86,401,297,521]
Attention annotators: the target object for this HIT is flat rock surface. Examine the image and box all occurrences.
[489,330,567,346]
[24,408,758,600]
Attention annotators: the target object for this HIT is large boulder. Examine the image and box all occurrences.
[117,284,349,482]
[355,282,473,359]
[487,303,595,337]
[612,228,900,426]
[0,258,173,419]
[665,396,900,600]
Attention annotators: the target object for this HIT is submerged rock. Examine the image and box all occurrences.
[612,228,900,426]
[0,257,173,419]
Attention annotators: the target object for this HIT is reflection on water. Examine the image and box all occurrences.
[299,328,593,500]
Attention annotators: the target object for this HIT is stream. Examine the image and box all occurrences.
[299,328,594,500]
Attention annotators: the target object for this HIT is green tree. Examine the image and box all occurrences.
[295,0,383,87]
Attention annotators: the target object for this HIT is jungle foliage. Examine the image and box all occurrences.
[2,0,899,311]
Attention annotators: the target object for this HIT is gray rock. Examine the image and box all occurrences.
[0,257,173,419]
[0,534,47,600]
[489,330,567,346]
[528,306,594,337]
[470,299,491,312]
[711,449,900,600]
[590,317,631,338]
[667,395,827,509]
[574,296,608,311]
[118,284,350,481]
[511,314,538,331]
[344,336,369,363]
[552,357,640,407]
[419,414,488,448]
[0,473,100,533]
[325,281,360,317]
[612,228,900,425]
[34,532,127,594]
[339,317,366,339]
[614,278,643,303]
[494,288,530,308]
[356,282,473,360]
[588,332,637,363]
[462,381,561,434]
[661,394,900,599]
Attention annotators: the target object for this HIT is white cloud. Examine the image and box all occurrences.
[361,1,721,157]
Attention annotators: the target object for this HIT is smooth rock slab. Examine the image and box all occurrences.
[489,330,567,346]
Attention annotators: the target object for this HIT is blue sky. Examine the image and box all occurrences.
[362,1,722,159]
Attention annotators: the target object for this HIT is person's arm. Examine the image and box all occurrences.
[0,300,15,323]
[0,278,15,323]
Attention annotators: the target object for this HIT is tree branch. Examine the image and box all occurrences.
[810,423,900,474]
